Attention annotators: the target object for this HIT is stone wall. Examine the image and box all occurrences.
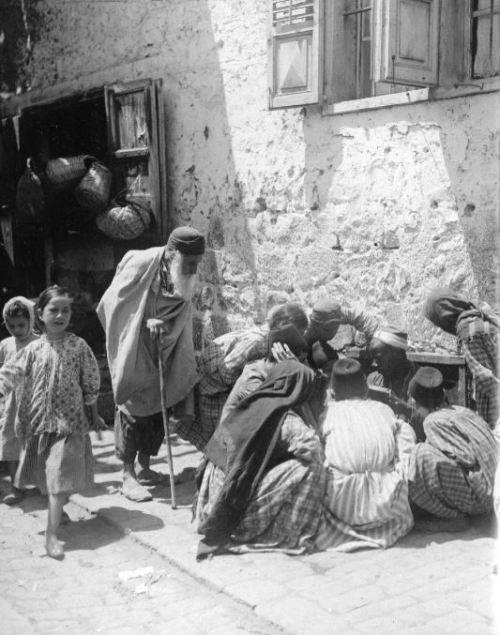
[1,0,498,350]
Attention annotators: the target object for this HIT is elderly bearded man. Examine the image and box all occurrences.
[97,227,205,501]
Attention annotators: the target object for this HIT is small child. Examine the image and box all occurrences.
[0,296,38,505]
[0,285,103,560]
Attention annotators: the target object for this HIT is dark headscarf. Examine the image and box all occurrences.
[424,287,500,335]
[197,360,316,558]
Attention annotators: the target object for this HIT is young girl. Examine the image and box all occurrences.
[0,285,102,559]
[0,296,38,505]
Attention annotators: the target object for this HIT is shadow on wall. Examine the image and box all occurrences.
[162,1,262,345]
[301,100,495,344]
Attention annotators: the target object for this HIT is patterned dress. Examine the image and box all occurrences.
[0,333,100,494]
[0,333,38,461]
[408,405,497,518]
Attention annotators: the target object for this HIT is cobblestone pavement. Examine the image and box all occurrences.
[2,430,499,635]
[0,491,284,635]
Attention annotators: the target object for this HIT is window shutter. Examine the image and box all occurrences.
[268,0,322,108]
[105,79,167,240]
[374,0,440,87]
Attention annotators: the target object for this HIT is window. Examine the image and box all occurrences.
[471,0,500,78]
[268,0,500,109]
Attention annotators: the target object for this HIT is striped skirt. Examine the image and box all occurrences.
[15,431,94,495]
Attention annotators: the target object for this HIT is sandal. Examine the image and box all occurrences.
[120,480,153,502]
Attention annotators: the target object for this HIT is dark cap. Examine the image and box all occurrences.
[166,226,205,255]
[409,366,445,409]
[332,357,367,399]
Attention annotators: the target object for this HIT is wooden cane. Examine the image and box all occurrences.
[157,342,177,509]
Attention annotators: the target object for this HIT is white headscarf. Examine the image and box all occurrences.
[2,296,36,334]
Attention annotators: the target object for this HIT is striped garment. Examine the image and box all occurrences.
[457,317,499,428]
[316,399,415,550]
[196,411,327,554]
[408,405,497,518]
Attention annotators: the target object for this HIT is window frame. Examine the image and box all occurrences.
[270,0,500,114]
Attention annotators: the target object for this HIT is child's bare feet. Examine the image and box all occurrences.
[45,534,65,560]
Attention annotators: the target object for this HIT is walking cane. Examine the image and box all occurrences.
[157,343,177,509]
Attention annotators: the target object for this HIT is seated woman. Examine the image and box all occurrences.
[195,360,327,559]
[407,367,497,528]
[316,358,416,551]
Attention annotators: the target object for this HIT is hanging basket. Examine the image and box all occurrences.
[96,194,151,240]
[74,158,112,214]
[44,155,96,192]
[15,158,46,226]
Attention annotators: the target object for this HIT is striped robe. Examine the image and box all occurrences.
[316,399,415,551]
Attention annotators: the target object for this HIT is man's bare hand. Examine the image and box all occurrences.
[147,318,165,340]
[271,342,297,362]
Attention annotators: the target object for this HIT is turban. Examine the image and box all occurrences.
[409,366,445,409]
[372,326,408,351]
[166,226,205,255]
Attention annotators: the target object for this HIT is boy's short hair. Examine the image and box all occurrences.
[3,300,31,322]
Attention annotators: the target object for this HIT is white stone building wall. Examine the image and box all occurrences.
[1,0,498,348]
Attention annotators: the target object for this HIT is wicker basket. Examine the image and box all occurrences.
[95,195,151,240]
[74,159,112,214]
[44,155,95,191]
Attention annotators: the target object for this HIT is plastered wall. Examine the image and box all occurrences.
[1,0,498,348]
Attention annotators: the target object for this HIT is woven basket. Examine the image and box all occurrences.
[95,195,151,240]
[44,155,95,191]
[74,159,112,214]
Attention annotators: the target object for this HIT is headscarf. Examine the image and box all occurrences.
[424,288,500,335]
[198,360,316,558]
[2,296,35,334]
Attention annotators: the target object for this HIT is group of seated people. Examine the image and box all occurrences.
[185,289,499,560]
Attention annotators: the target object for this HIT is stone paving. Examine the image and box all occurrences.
[2,429,499,634]
[0,485,284,634]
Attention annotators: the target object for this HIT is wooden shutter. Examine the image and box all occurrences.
[105,79,167,241]
[374,0,440,87]
[268,0,322,108]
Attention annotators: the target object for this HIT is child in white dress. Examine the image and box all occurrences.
[0,296,38,504]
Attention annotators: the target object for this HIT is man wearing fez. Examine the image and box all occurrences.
[97,226,205,501]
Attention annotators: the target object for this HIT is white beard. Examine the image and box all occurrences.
[168,255,197,300]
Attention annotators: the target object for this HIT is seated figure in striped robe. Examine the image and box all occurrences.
[407,366,497,524]
[317,358,416,551]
